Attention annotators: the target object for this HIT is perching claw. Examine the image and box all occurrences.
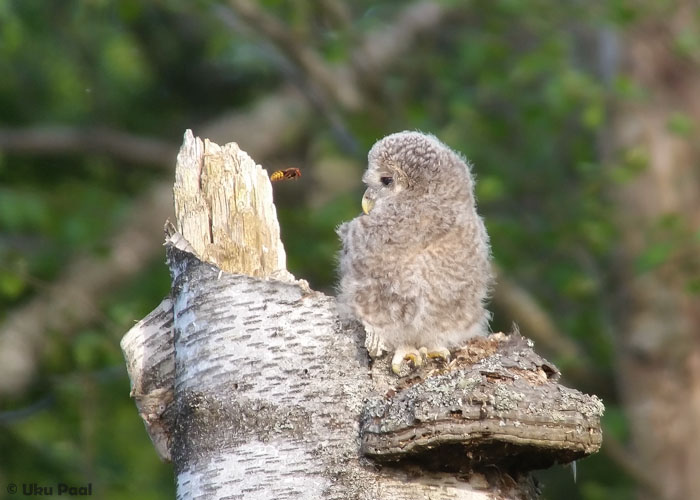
[425,346,451,363]
[391,346,423,375]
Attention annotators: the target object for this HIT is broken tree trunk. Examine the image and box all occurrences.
[121,130,603,499]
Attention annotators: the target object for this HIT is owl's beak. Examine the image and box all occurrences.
[361,190,375,214]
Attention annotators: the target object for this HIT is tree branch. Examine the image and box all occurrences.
[227,0,363,111]
[350,2,445,88]
[0,126,177,168]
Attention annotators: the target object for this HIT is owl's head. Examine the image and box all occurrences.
[361,131,471,214]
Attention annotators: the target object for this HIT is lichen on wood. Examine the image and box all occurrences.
[362,333,604,473]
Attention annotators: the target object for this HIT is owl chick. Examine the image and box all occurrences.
[337,131,493,374]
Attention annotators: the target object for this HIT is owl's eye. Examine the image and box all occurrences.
[380,176,393,186]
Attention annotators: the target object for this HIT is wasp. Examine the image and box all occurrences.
[270,167,301,182]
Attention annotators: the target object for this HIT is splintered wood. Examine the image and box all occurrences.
[172,129,287,277]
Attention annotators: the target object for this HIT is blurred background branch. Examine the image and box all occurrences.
[227,0,363,111]
[0,126,177,168]
[0,183,172,395]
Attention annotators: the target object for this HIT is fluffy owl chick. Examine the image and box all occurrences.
[337,131,493,374]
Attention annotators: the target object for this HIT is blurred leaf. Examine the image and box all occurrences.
[582,103,604,130]
[101,34,151,91]
[0,189,51,232]
[635,241,674,273]
[667,111,694,137]
[73,331,108,371]
[609,147,649,183]
[0,268,27,299]
[613,75,646,100]
[476,175,506,202]
[674,28,700,60]
[686,278,700,295]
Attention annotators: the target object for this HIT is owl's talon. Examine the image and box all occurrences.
[391,347,423,375]
[426,347,451,362]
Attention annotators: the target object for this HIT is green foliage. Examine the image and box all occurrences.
[4,375,174,500]
[667,111,694,136]
[4,1,693,498]
[279,194,358,291]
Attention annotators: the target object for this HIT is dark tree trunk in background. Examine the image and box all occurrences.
[609,3,700,499]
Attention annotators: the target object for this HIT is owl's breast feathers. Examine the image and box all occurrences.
[343,201,483,283]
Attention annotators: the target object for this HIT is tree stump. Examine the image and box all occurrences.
[121,130,603,499]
